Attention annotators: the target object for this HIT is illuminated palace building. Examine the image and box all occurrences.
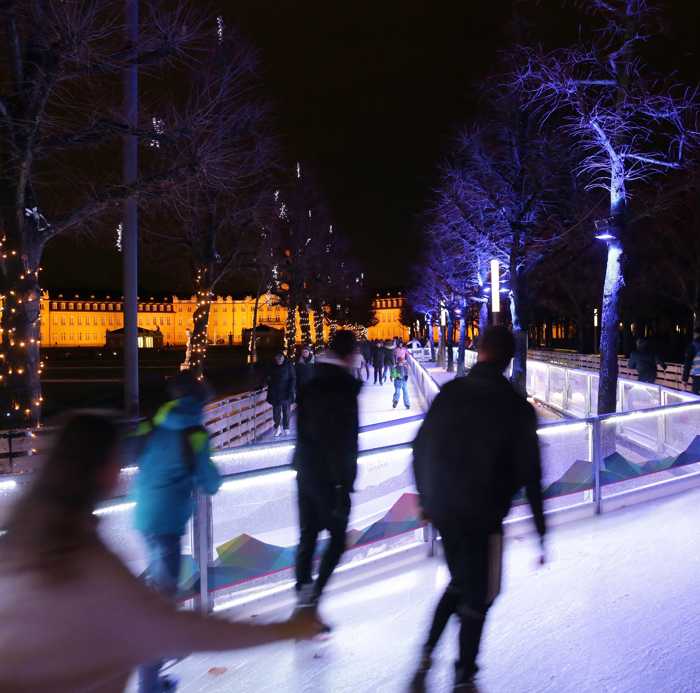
[37,292,409,348]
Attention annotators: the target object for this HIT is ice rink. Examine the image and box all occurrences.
[129,486,700,693]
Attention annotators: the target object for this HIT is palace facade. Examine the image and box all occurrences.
[36,291,409,348]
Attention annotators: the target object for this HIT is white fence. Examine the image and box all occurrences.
[0,387,278,474]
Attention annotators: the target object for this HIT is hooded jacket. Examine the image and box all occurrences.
[413,362,545,536]
[132,397,221,536]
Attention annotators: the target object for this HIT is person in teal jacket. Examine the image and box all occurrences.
[132,372,221,693]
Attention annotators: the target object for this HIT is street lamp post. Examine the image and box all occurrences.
[490,259,500,324]
[123,0,139,419]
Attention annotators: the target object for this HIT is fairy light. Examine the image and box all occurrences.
[116,223,122,252]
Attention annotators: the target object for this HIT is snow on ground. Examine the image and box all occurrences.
[129,487,700,693]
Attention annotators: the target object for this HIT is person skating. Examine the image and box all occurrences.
[295,346,315,403]
[391,358,411,410]
[360,338,372,381]
[394,340,408,363]
[412,326,546,690]
[628,338,666,384]
[0,412,322,693]
[132,372,222,693]
[267,351,295,436]
[682,329,700,394]
[382,339,396,385]
[293,330,361,624]
[372,339,386,385]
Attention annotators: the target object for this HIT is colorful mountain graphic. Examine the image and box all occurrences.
[179,436,700,597]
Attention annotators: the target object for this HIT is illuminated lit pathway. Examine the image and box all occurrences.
[128,487,700,693]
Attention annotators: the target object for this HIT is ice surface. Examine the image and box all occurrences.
[127,487,700,693]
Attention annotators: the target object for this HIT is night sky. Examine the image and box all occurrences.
[42,0,700,296]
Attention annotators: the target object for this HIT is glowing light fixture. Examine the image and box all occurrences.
[490,259,500,314]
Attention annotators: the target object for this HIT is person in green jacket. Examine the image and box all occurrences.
[132,372,221,693]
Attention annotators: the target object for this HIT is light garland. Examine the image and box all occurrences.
[0,233,45,428]
[181,267,212,378]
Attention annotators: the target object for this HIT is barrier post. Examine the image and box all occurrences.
[592,418,603,515]
[193,492,213,613]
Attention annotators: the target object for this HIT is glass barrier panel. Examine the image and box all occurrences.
[548,366,566,411]
[566,370,589,417]
[531,361,548,401]
[209,446,423,607]
[621,381,660,413]
[601,404,700,498]
[509,422,593,519]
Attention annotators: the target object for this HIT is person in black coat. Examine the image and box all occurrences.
[382,340,396,384]
[372,340,386,385]
[292,331,361,620]
[412,326,546,688]
[628,338,666,384]
[295,346,315,403]
[266,352,295,436]
[359,338,372,381]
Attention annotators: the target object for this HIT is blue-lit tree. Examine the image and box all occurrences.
[515,0,699,413]
[427,97,574,391]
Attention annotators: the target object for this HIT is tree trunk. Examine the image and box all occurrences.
[436,323,445,368]
[457,300,468,376]
[478,300,488,342]
[313,303,325,349]
[182,269,212,377]
[427,314,436,361]
[0,243,43,428]
[285,304,297,353]
[446,310,455,373]
[298,303,312,346]
[598,241,623,414]
[249,291,261,364]
[509,286,529,397]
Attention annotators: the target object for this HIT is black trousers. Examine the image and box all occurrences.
[272,402,291,429]
[295,484,351,599]
[374,365,384,384]
[426,525,503,679]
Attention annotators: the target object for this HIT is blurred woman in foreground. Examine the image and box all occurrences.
[0,412,319,693]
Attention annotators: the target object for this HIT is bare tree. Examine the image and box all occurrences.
[0,1,215,425]
[159,30,275,375]
[515,0,699,412]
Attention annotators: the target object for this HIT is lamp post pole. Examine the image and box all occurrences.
[490,259,500,325]
[123,0,139,419]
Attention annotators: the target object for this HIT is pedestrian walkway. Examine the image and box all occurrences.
[127,487,700,693]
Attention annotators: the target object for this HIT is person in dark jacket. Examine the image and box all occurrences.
[682,330,700,395]
[267,352,296,437]
[412,326,546,689]
[359,338,372,381]
[293,331,361,622]
[382,339,396,384]
[628,338,666,384]
[295,346,315,403]
[372,340,386,385]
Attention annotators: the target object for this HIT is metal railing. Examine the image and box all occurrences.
[0,387,278,474]
[2,354,699,615]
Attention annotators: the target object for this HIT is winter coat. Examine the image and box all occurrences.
[391,362,409,381]
[267,360,296,405]
[295,356,315,401]
[382,345,396,367]
[394,346,408,362]
[628,348,665,384]
[0,528,278,692]
[360,340,372,362]
[293,359,361,503]
[132,397,221,536]
[372,345,385,369]
[413,362,546,536]
[683,340,700,381]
